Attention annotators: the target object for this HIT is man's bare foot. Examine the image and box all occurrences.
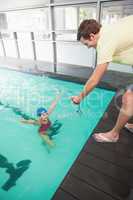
[93,130,119,142]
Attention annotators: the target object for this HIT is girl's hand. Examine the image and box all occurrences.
[71,96,81,104]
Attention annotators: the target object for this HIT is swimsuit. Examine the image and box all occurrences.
[39,120,51,135]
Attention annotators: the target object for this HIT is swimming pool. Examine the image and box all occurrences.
[0,68,114,200]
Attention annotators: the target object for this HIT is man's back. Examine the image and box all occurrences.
[97,15,133,65]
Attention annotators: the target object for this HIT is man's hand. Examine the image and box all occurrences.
[71,96,82,104]
[72,63,108,105]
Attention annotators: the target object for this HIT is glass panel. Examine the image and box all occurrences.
[101,1,133,25]
[17,32,33,59]
[0,8,51,32]
[79,6,97,24]
[57,42,95,66]
[2,32,17,57]
[0,8,51,59]
[55,7,77,31]
[55,4,96,41]
[35,41,53,62]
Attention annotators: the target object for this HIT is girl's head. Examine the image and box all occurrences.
[36,107,48,120]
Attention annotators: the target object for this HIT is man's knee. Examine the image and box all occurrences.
[122,90,133,106]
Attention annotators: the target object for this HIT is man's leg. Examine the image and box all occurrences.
[94,89,133,142]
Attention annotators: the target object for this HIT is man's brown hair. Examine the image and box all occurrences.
[77,19,101,41]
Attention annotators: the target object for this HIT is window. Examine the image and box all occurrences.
[79,6,97,24]
[0,8,51,59]
[54,4,96,41]
[0,8,50,32]
[101,1,133,25]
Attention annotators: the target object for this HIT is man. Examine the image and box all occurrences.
[71,15,133,142]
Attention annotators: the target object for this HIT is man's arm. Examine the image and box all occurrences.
[72,63,109,104]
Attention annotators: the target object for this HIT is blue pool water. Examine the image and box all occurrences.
[0,68,114,200]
